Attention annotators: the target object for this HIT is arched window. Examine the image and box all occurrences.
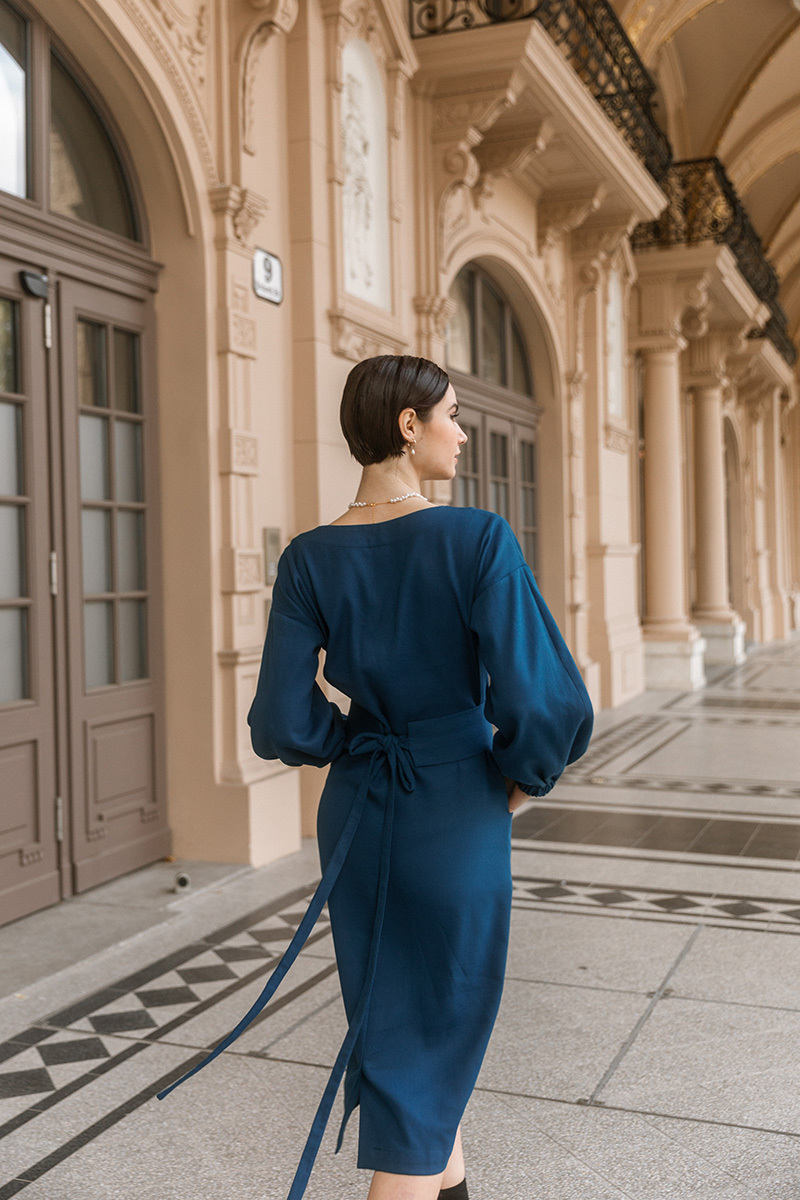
[445,263,540,573]
[0,0,139,240]
[447,264,532,396]
[50,52,137,239]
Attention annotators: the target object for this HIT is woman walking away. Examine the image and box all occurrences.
[158,355,593,1199]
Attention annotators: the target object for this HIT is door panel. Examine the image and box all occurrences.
[0,258,60,923]
[451,398,539,575]
[59,278,167,892]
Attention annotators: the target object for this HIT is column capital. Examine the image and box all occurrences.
[630,333,687,356]
[633,266,711,347]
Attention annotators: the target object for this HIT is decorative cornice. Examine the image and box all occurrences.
[329,307,408,361]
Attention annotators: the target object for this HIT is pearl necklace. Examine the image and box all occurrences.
[348,491,425,523]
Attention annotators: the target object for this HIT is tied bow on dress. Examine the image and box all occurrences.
[157,714,419,1200]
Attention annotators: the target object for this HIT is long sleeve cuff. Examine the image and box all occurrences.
[516,779,558,798]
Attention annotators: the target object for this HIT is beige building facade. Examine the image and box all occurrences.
[1,0,799,925]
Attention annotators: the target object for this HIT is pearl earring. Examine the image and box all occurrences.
[408,438,416,456]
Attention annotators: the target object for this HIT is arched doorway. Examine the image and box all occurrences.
[445,262,543,577]
[0,0,167,923]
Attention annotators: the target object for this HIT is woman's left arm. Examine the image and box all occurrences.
[247,545,346,767]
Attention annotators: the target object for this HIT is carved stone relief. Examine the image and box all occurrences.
[239,1,299,156]
[118,0,216,182]
[341,38,390,309]
[147,0,209,87]
[329,308,407,362]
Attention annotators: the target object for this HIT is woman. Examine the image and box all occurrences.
[159,355,593,1199]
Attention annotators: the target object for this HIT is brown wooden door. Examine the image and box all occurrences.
[0,256,168,925]
[0,256,61,924]
[58,278,168,892]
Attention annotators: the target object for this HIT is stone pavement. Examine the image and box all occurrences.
[1,636,800,1200]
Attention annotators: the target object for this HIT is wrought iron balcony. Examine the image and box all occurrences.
[408,0,672,182]
[631,158,797,367]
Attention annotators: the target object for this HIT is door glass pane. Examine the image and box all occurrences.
[446,269,473,375]
[79,414,110,500]
[0,298,19,393]
[50,53,136,239]
[77,320,108,408]
[114,420,142,501]
[119,598,146,682]
[519,438,538,572]
[113,329,140,412]
[0,607,27,702]
[84,600,113,688]
[511,323,532,397]
[0,1,27,199]
[117,509,144,592]
[479,281,505,386]
[0,503,24,596]
[489,431,509,519]
[81,507,111,594]
[0,400,21,493]
[454,421,480,509]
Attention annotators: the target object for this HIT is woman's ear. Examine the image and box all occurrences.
[397,407,415,440]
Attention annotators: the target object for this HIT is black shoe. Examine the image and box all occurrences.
[439,1181,468,1200]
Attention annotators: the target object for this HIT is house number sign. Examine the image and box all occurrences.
[253,249,283,304]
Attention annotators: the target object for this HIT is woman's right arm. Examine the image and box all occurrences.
[469,518,594,798]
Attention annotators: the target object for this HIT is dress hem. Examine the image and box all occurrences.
[356,1150,451,1175]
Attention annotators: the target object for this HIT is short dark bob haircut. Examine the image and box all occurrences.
[340,355,450,466]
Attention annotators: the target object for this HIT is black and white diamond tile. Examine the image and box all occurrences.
[0,1029,130,1124]
[0,885,332,1136]
[512,875,800,932]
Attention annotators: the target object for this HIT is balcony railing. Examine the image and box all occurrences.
[631,158,797,367]
[408,0,672,182]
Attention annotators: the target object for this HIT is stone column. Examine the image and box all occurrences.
[764,387,791,639]
[691,378,746,663]
[639,339,706,688]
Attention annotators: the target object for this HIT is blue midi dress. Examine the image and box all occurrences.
[158,505,593,1196]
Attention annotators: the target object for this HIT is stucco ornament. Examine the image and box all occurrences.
[240,0,299,156]
[147,0,209,86]
[340,38,390,308]
[342,72,374,292]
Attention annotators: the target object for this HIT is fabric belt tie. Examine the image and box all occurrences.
[157,701,492,1200]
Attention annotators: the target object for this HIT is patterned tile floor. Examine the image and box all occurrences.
[1,635,800,1198]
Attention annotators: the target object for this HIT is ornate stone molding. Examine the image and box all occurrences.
[538,186,606,255]
[119,0,216,182]
[604,422,635,453]
[431,79,526,263]
[219,428,259,475]
[239,1,299,155]
[221,548,265,593]
[209,184,269,247]
[147,0,209,87]
[413,294,455,358]
[329,307,408,361]
[632,269,710,349]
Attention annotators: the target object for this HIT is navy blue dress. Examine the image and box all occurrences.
[159,506,593,1197]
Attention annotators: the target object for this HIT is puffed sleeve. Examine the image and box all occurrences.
[247,541,347,767]
[469,518,593,796]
